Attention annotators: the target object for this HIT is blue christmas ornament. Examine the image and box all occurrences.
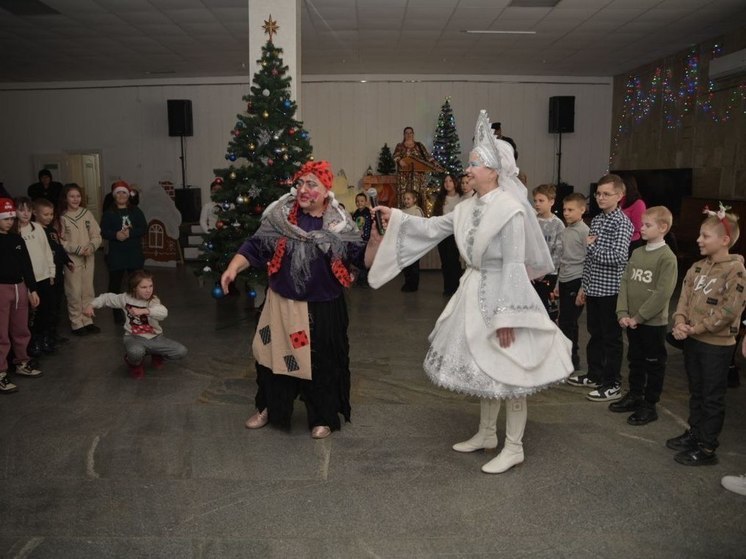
[212,283,225,299]
[221,201,231,211]
[204,241,214,250]
[283,99,292,109]
[300,131,309,139]
[228,153,237,161]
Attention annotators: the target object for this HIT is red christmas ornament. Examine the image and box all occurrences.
[232,129,240,137]
[216,220,225,230]
[213,177,224,185]
[267,158,274,166]
[271,69,278,76]
[246,101,253,112]
[288,128,296,136]
[254,204,265,215]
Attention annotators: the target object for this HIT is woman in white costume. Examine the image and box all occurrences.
[367,110,573,474]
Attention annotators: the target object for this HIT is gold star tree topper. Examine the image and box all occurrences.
[263,15,279,42]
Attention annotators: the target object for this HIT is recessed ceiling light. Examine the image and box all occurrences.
[463,30,536,35]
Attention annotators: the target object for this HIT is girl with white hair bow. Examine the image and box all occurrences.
[367,110,573,474]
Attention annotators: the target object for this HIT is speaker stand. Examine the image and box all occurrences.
[179,135,187,188]
[556,131,563,185]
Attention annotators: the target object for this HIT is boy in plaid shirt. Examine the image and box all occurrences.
[567,174,633,401]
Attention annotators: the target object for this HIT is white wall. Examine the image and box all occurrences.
[0,74,612,204]
[303,75,613,193]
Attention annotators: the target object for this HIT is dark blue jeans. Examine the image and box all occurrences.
[684,338,734,451]
[625,324,667,403]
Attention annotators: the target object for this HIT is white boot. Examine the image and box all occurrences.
[452,399,501,452]
[482,397,526,474]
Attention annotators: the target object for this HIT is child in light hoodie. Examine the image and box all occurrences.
[84,270,187,378]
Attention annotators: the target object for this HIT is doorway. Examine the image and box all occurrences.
[32,152,103,221]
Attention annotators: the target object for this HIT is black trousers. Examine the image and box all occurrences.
[625,324,667,403]
[109,268,140,294]
[109,268,139,320]
[586,295,623,387]
[30,278,55,338]
[557,278,583,370]
[254,296,351,431]
[437,235,462,295]
[50,267,66,335]
[402,261,420,290]
[684,339,733,450]
[533,274,558,320]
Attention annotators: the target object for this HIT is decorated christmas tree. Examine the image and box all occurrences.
[197,17,312,291]
[376,143,396,175]
[431,97,463,177]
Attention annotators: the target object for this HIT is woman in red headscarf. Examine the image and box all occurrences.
[221,161,366,439]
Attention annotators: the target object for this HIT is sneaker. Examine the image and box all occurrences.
[0,373,18,393]
[85,324,101,334]
[608,391,642,413]
[721,474,746,496]
[666,430,698,452]
[674,447,718,466]
[71,327,89,336]
[15,361,43,377]
[566,372,599,388]
[586,383,621,402]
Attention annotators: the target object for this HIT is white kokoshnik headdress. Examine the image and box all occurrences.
[472,109,554,279]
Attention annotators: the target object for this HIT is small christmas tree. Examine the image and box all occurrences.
[197,17,312,289]
[376,143,396,175]
[431,97,463,177]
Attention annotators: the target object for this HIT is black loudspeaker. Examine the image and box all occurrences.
[588,182,600,218]
[167,100,193,137]
[174,188,202,223]
[549,96,575,133]
[553,182,574,213]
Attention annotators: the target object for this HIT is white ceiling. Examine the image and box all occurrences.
[0,0,744,83]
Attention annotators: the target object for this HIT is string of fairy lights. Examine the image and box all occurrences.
[609,43,746,166]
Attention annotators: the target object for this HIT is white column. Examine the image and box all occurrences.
[248,0,301,116]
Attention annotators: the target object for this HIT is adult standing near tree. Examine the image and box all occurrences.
[220,160,366,439]
[367,110,573,474]
[393,127,435,167]
[28,170,63,205]
[100,181,147,324]
[393,127,442,213]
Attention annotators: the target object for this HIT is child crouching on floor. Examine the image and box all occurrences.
[83,270,187,378]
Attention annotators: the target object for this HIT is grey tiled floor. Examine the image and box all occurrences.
[1,264,745,558]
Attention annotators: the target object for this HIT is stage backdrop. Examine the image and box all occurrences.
[0,74,612,205]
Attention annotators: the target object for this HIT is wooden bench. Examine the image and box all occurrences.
[672,197,746,275]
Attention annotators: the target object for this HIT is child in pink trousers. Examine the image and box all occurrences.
[0,198,42,393]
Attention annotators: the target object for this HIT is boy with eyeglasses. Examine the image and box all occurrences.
[566,174,633,402]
